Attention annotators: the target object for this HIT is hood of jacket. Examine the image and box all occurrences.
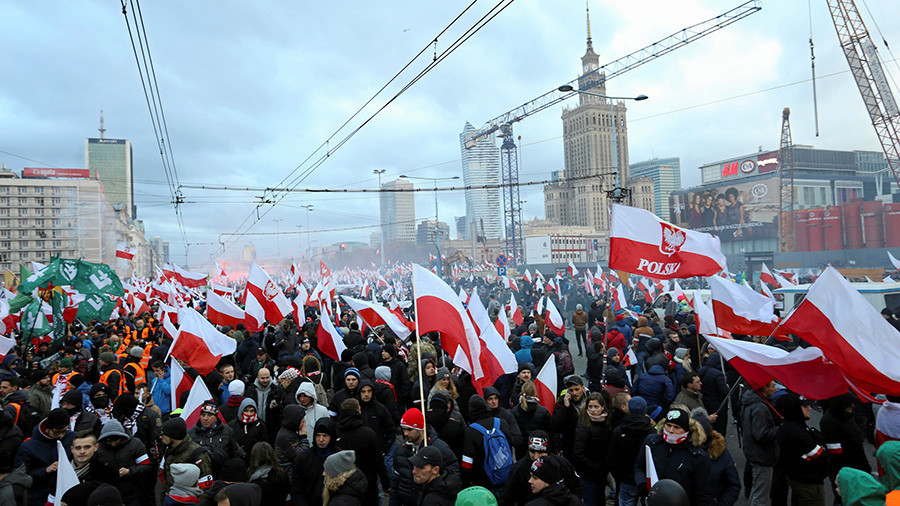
[296,381,319,404]
[777,393,807,423]
[424,469,462,500]
[877,440,900,491]
[468,394,492,422]
[838,468,887,506]
[519,335,534,349]
[707,430,727,460]
[0,465,32,489]
[336,411,364,432]
[647,364,666,376]
[281,404,304,430]
[4,390,28,405]
[620,413,654,435]
[329,468,368,499]
[238,398,257,417]
[221,483,263,506]
[99,419,132,443]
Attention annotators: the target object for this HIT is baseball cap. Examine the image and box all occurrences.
[409,446,443,468]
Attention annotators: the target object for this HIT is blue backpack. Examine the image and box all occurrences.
[471,417,513,485]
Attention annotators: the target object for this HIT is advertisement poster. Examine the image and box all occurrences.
[669,176,779,242]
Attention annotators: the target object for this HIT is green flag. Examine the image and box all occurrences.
[50,292,67,345]
[17,259,58,294]
[69,260,124,297]
[76,294,118,324]
[8,293,33,314]
[20,298,51,342]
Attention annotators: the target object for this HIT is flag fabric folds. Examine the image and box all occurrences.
[168,307,237,375]
[709,275,780,337]
[341,295,412,340]
[534,354,558,414]
[205,292,246,328]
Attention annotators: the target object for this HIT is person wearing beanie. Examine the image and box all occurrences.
[160,417,213,493]
[121,346,147,394]
[111,391,161,457]
[213,483,263,506]
[14,408,75,506]
[503,430,582,506]
[461,394,515,491]
[334,398,388,505]
[635,408,711,505]
[28,369,53,421]
[291,418,339,506]
[218,380,246,423]
[527,455,581,505]
[322,450,368,505]
[372,365,401,422]
[97,352,123,401]
[380,343,411,406]
[775,393,829,505]
[227,398,268,457]
[59,389,102,436]
[96,419,152,505]
[391,407,459,506]
[87,483,124,506]
[187,401,240,478]
[327,368,361,418]
[165,463,204,505]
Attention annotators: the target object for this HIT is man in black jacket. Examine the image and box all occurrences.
[291,418,340,506]
[608,396,655,506]
[461,395,514,491]
[187,401,242,476]
[776,393,829,505]
[697,350,730,435]
[484,387,523,454]
[390,408,458,506]
[503,430,582,506]
[741,380,780,506]
[549,375,587,458]
[335,398,388,506]
[410,446,461,506]
[526,456,582,506]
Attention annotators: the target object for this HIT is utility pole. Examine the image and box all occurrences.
[274,218,283,260]
[373,169,386,267]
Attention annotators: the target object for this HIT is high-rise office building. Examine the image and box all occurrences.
[460,122,502,239]
[380,178,416,245]
[455,216,469,240]
[629,157,681,218]
[85,137,134,218]
[416,220,451,246]
[543,12,634,231]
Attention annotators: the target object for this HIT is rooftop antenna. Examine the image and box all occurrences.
[99,108,106,139]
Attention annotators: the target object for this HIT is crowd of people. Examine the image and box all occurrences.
[0,272,899,506]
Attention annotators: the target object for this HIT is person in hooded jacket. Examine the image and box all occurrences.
[515,336,534,366]
[323,450,369,506]
[14,408,75,506]
[875,441,900,495]
[643,338,670,373]
[608,397,655,506]
[461,394,515,490]
[0,445,31,506]
[275,404,309,473]
[187,401,242,477]
[426,392,465,455]
[296,381,329,431]
[633,364,675,415]
[358,380,396,456]
[96,419,153,506]
[512,381,552,458]
[634,408,712,506]
[390,408,459,506]
[292,418,341,506]
[329,368,362,417]
[85,383,114,425]
[110,394,160,459]
[697,350,730,436]
[227,398,268,458]
[381,344,411,406]
[218,380,245,423]
[60,390,102,436]
[373,366,401,424]
[836,467,887,506]
[352,351,377,382]
[0,410,23,478]
[692,411,740,506]
[484,387,523,454]
[335,398,388,506]
[214,483,263,506]
[776,393,829,505]
[821,392,871,495]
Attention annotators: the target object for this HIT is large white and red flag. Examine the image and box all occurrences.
[169,358,194,410]
[544,297,565,336]
[567,261,579,277]
[781,266,900,395]
[205,292,246,328]
[315,302,348,361]
[180,374,224,427]
[706,335,850,399]
[534,354,558,413]
[609,204,727,279]
[614,284,628,312]
[245,263,291,330]
[115,242,136,261]
[412,264,485,391]
[466,289,518,385]
[645,445,659,489]
[507,293,524,326]
[759,263,778,287]
[709,275,781,337]
[168,307,237,375]
[341,295,412,340]
[210,283,233,297]
[215,261,227,278]
[494,304,512,340]
[170,264,208,288]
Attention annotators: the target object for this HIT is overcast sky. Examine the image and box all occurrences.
[1,0,898,268]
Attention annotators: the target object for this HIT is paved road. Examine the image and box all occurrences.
[564,328,877,505]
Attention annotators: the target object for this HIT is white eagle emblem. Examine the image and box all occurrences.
[659,223,686,256]
[263,280,279,301]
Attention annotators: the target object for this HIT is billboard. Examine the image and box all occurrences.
[23,167,90,178]
[669,175,779,242]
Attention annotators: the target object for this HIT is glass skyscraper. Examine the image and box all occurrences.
[85,138,134,218]
[459,122,502,240]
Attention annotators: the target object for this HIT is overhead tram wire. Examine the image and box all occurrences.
[211,0,516,260]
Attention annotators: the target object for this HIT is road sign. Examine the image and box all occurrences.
[496,255,508,267]
[497,266,507,276]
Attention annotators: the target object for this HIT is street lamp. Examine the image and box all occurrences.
[273,219,283,260]
[299,205,313,261]
[398,174,460,277]
[558,84,648,203]
[373,169,386,267]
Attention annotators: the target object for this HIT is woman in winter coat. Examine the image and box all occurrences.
[227,399,268,458]
[572,393,613,506]
[512,381,552,457]
[693,411,740,506]
[322,450,368,506]
[246,442,289,506]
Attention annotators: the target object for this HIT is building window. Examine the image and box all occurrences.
[35,240,44,248]
[52,240,62,248]
[33,187,43,194]
[17,187,27,194]
[0,188,8,195]
[18,230,27,238]
[0,241,8,249]
[18,197,26,205]
[17,209,26,216]
[0,231,7,238]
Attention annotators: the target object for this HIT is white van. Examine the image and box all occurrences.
[774,282,900,314]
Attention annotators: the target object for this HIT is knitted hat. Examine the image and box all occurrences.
[530,456,563,485]
[344,367,360,380]
[628,396,648,416]
[162,417,188,440]
[61,390,83,409]
[86,483,122,506]
[170,463,200,487]
[30,369,49,382]
[99,420,129,441]
[228,380,245,397]
[98,352,116,365]
[129,347,143,359]
[674,348,689,361]
[374,365,391,382]
[527,430,550,452]
[278,368,298,382]
[400,408,425,431]
[46,408,70,430]
[324,450,356,477]
[436,367,451,380]
[664,408,691,432]
[58,358,73,368]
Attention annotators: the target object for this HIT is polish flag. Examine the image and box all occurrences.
[211,283,233,297]
[544,298,565,336]
[412,264,484,390]
[645,446,659,489]
[245,263,291,327]
[507,293,524,326]
[534,354,558,414]
[307,282,324,307]
[169,358,194,410]
[507,276,519,293]
[290,263,303,286]
[706,335,851,399]
[672,280,689,305]
[161,313,179,341]
[781,266,900,395]
[613,284,628,312]
[694,293,720,337]
[466,289,517,385]
[168,307,237,375]
[534,297,545,318]
[180,374,224,427]
[889,251,900,270]
[171,264,208,288]
[315,302,347,361]
[709,275,781,337]
[359,280,370,299]
[49,441,79,506]
[320,261,331,279]
[376,275,389,289]
[760,263,779,287]
[760,282,775,300]
[158,302,179,325]
[545,279,556,293]
[523,269,532,284]
[215,261,227,278]
[205,292,246,328]
[115,242,135,260]
[567,261,579,277]
[341,295,412,340]
[609,204,727,279]
[623,348,638,367]
[494,304,512,340]
[291,293,306,323]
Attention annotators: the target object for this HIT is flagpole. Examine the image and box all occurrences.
[411,267,428,447]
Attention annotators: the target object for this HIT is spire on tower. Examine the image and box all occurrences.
[586,0,593,50]
[98,109,106,139]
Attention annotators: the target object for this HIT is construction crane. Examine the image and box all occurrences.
[464,0,762,265]
[827,0,900,190]
[779,108,795,253]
